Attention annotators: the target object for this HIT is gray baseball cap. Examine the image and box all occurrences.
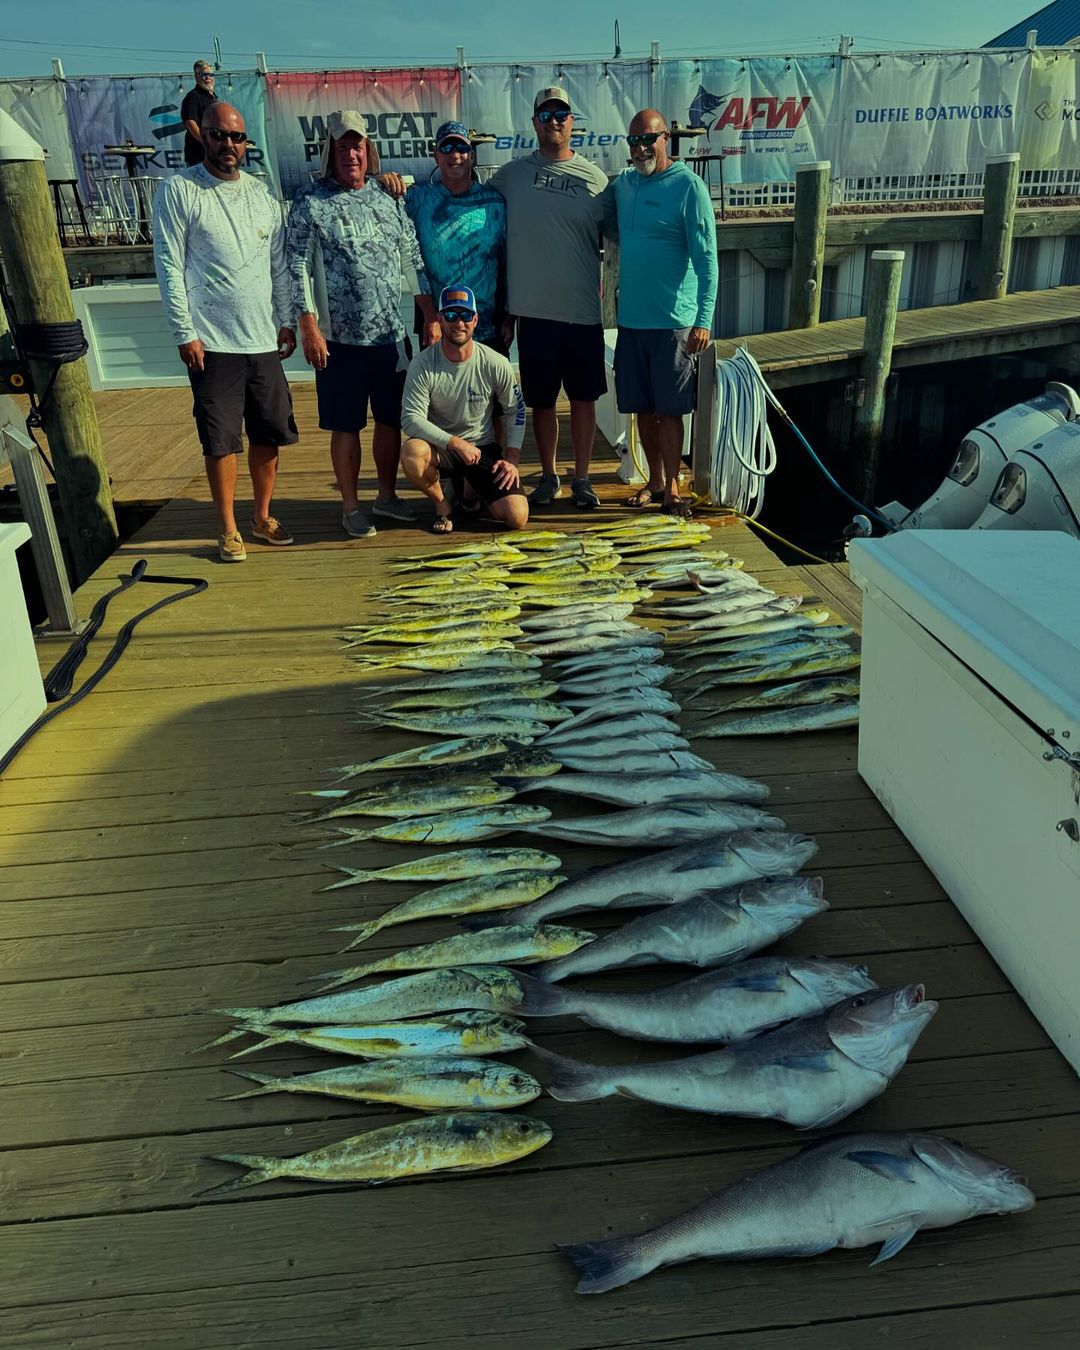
[320,109,381,175]
[533,86,571,112]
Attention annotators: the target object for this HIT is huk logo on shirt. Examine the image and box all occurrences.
[532,170,582,195]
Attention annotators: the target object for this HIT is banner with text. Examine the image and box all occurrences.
[65,74,272,201]
[0,78,76,180]
[1017,49,1080,170]
[267,69,460,198]
[653,57,842,182]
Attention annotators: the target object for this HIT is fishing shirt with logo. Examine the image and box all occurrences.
[405,180,506,343]
[490,152,614,326]
[286,176,427,346]
[401,342,527,452]
[612,160,718,330]
[152,164,291,353]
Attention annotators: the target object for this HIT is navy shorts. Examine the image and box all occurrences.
[316,340,408,432]
[614,326,698,417]
[188,351,298,458]
[436,442,526,506]
[517,317,606,408]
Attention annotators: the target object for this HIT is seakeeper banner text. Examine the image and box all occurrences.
[269,69,460,198]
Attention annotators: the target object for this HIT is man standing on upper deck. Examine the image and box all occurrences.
[152,101,297,563]
[612,108,718,519]
[489,86,613,510]
[180,60,218,167]
[286,110,428,539]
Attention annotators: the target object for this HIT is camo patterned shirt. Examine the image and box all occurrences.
[286,175,428,347]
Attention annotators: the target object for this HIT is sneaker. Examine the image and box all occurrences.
[372,495,419,523]
[218,530,247,562]
[342,507,377,538]
[250,515,294,545]
[529,473,563,505]
[570,476,600,510]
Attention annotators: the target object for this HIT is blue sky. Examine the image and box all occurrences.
[0,1,1045,77]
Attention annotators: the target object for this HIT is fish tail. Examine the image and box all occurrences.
[319,867,375,890]
[197,1153,280,1198]
[227,1033,288,1059]
[305,967,365,991]
[530,1045,614,1102]
[190,1009,267,1053]
[316,828,373,849]
[330,919,382,950]
[558,1234,656,1294]
[512,971,571,1017]
[215,1070,281,1100]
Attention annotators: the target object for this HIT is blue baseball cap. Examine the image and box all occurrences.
[435,120,472,148]
[438,284,477,314]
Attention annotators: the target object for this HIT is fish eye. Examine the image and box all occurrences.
[850,995,868,1008]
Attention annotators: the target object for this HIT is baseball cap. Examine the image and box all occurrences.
[439,284,477,314]
[320,109,381,176]
[435,120,472,148]
[534,85,571,112]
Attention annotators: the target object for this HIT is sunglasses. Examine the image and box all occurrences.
[441,308,476,323]
[205,128,248,144]
[536,109,572,124]
[627,131,665,148]
[437,139,472,155]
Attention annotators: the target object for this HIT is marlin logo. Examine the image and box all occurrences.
[689,85,731,140]
[149,103,185,142]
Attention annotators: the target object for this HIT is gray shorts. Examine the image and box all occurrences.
[614,326,697,417]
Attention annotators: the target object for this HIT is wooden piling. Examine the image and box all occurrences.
[0,153,118,583]
[977,152,1020,302]
[788,161,830,329]
[852,249,904,505]
[601,235,620,330]
[691,341,719,495]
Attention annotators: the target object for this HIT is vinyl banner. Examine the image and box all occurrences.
[268,69,460,199]
[653,57,841,182]
[65,74,272,201]
[0,78,76,179]
[1017,49,1080,170]
[837,53,1023,177]
[461,61,652,175]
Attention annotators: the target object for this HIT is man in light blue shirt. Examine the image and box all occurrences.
[612,109,718,518]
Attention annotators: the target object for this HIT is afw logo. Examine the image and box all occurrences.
[689,85,812,139]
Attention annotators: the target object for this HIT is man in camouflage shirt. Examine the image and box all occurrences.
[287,110,429,537]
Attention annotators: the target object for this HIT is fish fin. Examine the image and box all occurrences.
[773,1052,837,1073]
[845,1150,920,1184]
[529,1044,614,1101]
[197,1153,278,1198]
[558,1236,654,1295]
[460,909,512,931]
[512,971,570,1017]
[869,1222,921,1267]
[214,1070,280,1101]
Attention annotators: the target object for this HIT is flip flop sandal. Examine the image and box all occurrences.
[431,513,454,534]
[662,498,694,520]
[624,486,662,508]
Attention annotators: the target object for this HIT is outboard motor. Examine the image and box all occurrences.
[973,421,1080,537]
[879,382,1080,529]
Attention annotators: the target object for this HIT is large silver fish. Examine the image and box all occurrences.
[552,745,709,773]
[699,700,860,736]
[538,712,683,748]
[531,878,826,981]
[518,954,875,1042]
[722,676,860,713]
[517,800,783,847]
[467,833,819,928]
[536,985,937,1126]
[560,1131,1035,1293]
[506,768,769,809]
[558,665,673,695]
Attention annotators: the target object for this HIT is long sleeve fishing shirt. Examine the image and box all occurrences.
[401,342,526,452]
[286,175,428,347]
[612,160,718,331]
[152,164,291,353]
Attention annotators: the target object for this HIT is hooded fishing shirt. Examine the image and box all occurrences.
[405,179,506,344]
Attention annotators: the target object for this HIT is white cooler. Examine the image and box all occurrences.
[850,530,1080,1074]
[0,522,46,759]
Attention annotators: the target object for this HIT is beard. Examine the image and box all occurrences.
[633,156,657,176]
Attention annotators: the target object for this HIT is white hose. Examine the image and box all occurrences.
[708,347,779,519]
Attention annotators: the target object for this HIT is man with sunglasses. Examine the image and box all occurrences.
[180,60,217,167]
[153,102,298,563]
[611,109,718,519]
[404,121,508,355]
[489,86,614,511]
[287,110,428,538]
[401,285,528,535]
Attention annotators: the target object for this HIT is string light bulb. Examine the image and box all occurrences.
[323,72,328,88]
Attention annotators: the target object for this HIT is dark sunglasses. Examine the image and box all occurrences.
[627,131,665,148]
[536,109,572,124]
[205,128,248,144]
[437,139,472,155]
[441,308,475,323]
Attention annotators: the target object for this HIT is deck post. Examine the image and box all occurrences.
[691,342,719,496]
[601,234,620,329]
[852,249,904,505]
[977,152,1020,302]
[0,115,117,583]
[788,161,830,329]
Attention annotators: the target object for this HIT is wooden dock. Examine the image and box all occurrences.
[1,405,1078,1348]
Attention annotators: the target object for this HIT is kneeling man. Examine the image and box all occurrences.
[401,285,528,533]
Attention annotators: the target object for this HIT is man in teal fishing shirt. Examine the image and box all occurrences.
[612,108,718,519]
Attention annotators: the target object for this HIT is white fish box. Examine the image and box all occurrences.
[850,530,1080,1075]
[0,522,46,760]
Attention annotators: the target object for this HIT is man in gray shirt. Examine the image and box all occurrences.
[401,284,528,534]
[490,86,613,510]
